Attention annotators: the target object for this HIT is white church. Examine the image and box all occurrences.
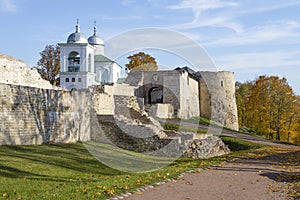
[59,21,122,91]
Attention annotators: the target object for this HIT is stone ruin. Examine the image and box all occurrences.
[0,53,230,158]
[91,86,230,158]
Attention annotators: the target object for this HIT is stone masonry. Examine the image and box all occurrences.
[0,83,91,145]
[0,53,60,90]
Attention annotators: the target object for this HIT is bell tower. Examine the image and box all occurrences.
[58,20,96,91]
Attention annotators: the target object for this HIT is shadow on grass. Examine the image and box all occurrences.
[0,143,123,181]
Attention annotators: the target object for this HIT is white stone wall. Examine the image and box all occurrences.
[92,83,136,115]
[178,71,200,119]
[148,103,174,119]
[0,83,91,145]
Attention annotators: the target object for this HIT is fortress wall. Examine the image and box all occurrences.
[178,71,200,119]
[0,54,60,90]
[92,84,137,116]
[0,83,91,145]
[162,71,181,115]
[199,71,239,131]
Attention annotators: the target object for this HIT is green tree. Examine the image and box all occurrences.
[125,52,158,71]
[36,45,60,86]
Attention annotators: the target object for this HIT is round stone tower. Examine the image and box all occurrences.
[199,71,239,131]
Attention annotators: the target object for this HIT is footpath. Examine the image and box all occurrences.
[122,120,300,200]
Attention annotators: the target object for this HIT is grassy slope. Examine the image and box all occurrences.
[0,134,298,199]
[0,138,266,200]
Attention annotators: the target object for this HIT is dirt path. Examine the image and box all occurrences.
[122,150,300,200]
[119,121,300,200]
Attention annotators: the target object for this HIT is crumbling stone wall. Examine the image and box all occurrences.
[0,53,60,90]
[93,96,230,158]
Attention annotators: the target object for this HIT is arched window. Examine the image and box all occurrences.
[72,78,75,82]
[78,78,82,82]
[221,81,224,87]
[66,78,69,82]
[68,51,80,72]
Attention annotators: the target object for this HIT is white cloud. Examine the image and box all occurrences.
[168,0,300,34]
[168,0,238,12]
[214,50,300,71]
[168,0,242,33]
[204,20,300,46]
[0,0,18,13]
[238,0,300,15]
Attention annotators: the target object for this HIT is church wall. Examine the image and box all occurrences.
[112,63,122,83]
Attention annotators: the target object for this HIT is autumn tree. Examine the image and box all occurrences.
[235,81,253,126]
[236,75,299,143]
[36,45,60,86]
[125,52,158,71]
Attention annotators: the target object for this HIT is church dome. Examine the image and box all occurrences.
[88,23,104,46]
[88,35,104,45]
[67,20,88,44]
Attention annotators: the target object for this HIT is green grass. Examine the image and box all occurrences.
[220,136,264,151]
[163,122,207,134]
[0,138,291,200]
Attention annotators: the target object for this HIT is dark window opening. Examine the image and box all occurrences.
[68,51,80,72]
[149,87,163,104]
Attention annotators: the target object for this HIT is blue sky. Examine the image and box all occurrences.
[0,0,300,94]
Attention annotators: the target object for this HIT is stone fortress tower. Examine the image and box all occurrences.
[198,71,239,131]
[58,20,122,91]
[125,67,239,131]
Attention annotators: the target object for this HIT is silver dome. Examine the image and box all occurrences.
[67,20,88,44]
[67,32,88,43]
[88,35,104,45]
[88,23,104,45]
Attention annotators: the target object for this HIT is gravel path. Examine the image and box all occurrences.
[120,121,299,200]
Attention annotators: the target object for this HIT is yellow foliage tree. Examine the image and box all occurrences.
[125,52,158,72]
[236,75,299,143]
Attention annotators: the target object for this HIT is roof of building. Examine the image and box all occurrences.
[88,23,104,46]
[67,20,88,44]
[175,66,202,79]
[94,54,113,62]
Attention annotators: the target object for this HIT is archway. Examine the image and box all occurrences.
[148,87,163,104]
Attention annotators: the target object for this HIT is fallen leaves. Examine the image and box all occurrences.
[2,192,8,198]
